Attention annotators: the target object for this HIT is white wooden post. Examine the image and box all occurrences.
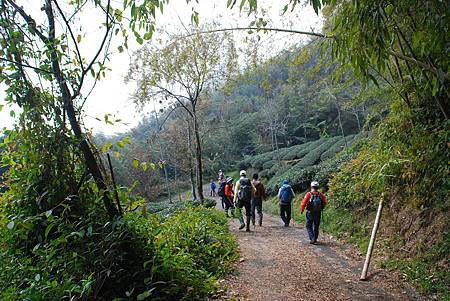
[360,194,384,281]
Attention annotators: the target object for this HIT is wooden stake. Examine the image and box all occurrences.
[107,153,122,215]
[360,194,384,281]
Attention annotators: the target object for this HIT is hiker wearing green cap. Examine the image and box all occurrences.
[278,179,295,227]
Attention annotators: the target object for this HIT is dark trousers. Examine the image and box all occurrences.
[237,199,252,216]
[306,211,321,241]
[251,197,263,225]
[223,196,234,210]
[280,203,291,226]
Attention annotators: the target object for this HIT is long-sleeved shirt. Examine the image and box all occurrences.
[301,190,327,213]
[233,177,256,203]
[225,183,234,198]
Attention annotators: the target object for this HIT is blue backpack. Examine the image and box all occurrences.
[307,192,323,213]
[279,185,293,204]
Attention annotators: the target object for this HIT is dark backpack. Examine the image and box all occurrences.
[279,185,293,204]
[238,178,252,202]
[307,192,323,213]
[217,182,226,197]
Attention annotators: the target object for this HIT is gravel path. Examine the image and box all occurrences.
[214,198,423,301]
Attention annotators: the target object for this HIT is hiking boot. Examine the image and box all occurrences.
[258,215,263,227]
[246,216,251,232]
[238,215,245,230]
[310,240,316,244]
[284,223,289,227]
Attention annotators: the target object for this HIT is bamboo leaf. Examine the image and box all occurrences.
[133,159,139,168]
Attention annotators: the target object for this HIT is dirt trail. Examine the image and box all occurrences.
[210,193,422,301]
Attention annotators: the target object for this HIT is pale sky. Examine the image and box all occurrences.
[0,0,322,135]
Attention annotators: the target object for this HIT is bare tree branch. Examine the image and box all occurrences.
[0,57,53,74]
[52,0,84,74]
[182,27,330,39]
[73,0,112,100]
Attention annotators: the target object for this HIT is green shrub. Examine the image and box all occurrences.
[294,139,328,160]
[262,160,277,170]
[126,206,239,300]
[249,153,271,170]
[328,102,450,298]
[0,199,236,301]
[320,135,354,161]
[238,156,252,170]
[282,141,314,161]
[266,137,341,193]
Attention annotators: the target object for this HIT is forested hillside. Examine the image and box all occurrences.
[100,39,384,201]
[0,0,448,300]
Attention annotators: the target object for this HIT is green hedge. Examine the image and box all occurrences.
[320,135,355,161]
[238,135,363,195]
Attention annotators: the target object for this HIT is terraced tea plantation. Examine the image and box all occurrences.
[239,133,366,194]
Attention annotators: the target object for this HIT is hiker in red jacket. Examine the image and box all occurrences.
[301,181,327,244]
[224,177,235,217]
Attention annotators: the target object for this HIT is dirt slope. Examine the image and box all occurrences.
[213,196,423,301]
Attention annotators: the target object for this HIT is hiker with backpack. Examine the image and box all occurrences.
[217,178,227,210]
[251,173,267,227]
[233,170,256,231]
[301,181,327,244]
[210,179,217,197]
[278,179,295,227]
[223,177,235,217]
[218,169,225,184]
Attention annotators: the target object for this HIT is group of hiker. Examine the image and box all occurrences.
[211,169,327,244]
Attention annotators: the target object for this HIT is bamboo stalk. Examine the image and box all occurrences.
[360,194,384,281]
[107,153,122,215]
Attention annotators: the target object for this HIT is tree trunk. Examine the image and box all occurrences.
[335,101,348,148]
[327,84,348,148]
[45,1,118,217]
[193,113,204,201]
[153,108,172,203]
[274,129,281,163]
[354,109,361,132]
[186,124,197,200]
[270,128,275,152]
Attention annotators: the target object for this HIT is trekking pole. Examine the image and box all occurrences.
[291,200,295,227]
